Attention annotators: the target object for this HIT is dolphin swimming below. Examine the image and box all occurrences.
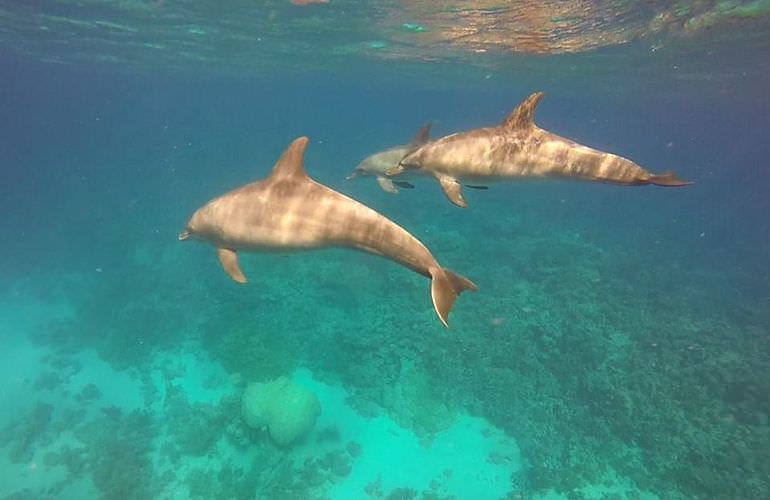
[179,136,477,327]
[347,124,432,193]
[388,92,692,208]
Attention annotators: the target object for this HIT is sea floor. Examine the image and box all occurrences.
[0,290,525,500]
[1,170,767,500]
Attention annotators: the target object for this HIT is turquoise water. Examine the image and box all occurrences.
[1,2,770,499]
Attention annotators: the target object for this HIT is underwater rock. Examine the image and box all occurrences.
[241,376,321,446]
[386,487,418,500]
[43,445,88,477]
[331,456,352,478]
[78,383,101,402]
[100,405,122,420]
[364,476,383,497]
[7,403,54,464]
[318,449,352,478]
[346,440,362,457]
[315,425,341,443]
[299,458,325,487]
[33,372,62,391]
[3,488,38,500]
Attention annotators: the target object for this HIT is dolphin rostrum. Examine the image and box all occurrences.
[179,136,477,327]
[388,92,692,208]
[346,124,431,193]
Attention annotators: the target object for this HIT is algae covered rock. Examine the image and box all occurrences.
[241,376,321,446]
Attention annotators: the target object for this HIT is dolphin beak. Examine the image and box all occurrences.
[178,229,191,241]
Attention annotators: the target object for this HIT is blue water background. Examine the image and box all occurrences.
[2,61,768,295]
[1,53,769,499]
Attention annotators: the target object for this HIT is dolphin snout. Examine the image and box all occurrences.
[346,167,363,181]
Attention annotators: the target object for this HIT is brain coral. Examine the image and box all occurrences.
[241,376,321,446]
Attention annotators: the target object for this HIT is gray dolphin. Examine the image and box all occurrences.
[179,136,476,327]
[388,92,692,208]
[346,124,431,193]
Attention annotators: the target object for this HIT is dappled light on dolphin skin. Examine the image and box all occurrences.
[1,1,769,499]
[395,91,691,208]
[180,136,476,327]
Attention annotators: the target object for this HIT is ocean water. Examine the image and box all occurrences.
[1,1,769,499]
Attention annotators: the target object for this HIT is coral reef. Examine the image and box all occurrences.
[0,403,54,464]
[5,83,769,500]
[14,209,768,499]
[297,218,770,499]
[241,376,321,446]
[39,410,160,499]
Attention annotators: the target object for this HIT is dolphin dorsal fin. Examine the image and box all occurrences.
[400,123,432,163]
[409,123,431,148]
[268,136,310,181]
[501,92,544,130]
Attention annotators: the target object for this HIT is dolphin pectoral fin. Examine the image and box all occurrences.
[648,171,693,187]
[376,176,399,194]
[464,184,489,190]
[385,165,404,177]
[217,248,247,284]
[392,180,415,189]
[429,267,478,327]
[437,175,467,208]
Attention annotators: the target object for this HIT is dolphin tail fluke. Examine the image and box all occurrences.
[649,171,692,187]
[429,267,478,327]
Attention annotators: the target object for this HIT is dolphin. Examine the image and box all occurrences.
[346,124,432,194]
[388,92,692,208]
[179,136,477,327]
